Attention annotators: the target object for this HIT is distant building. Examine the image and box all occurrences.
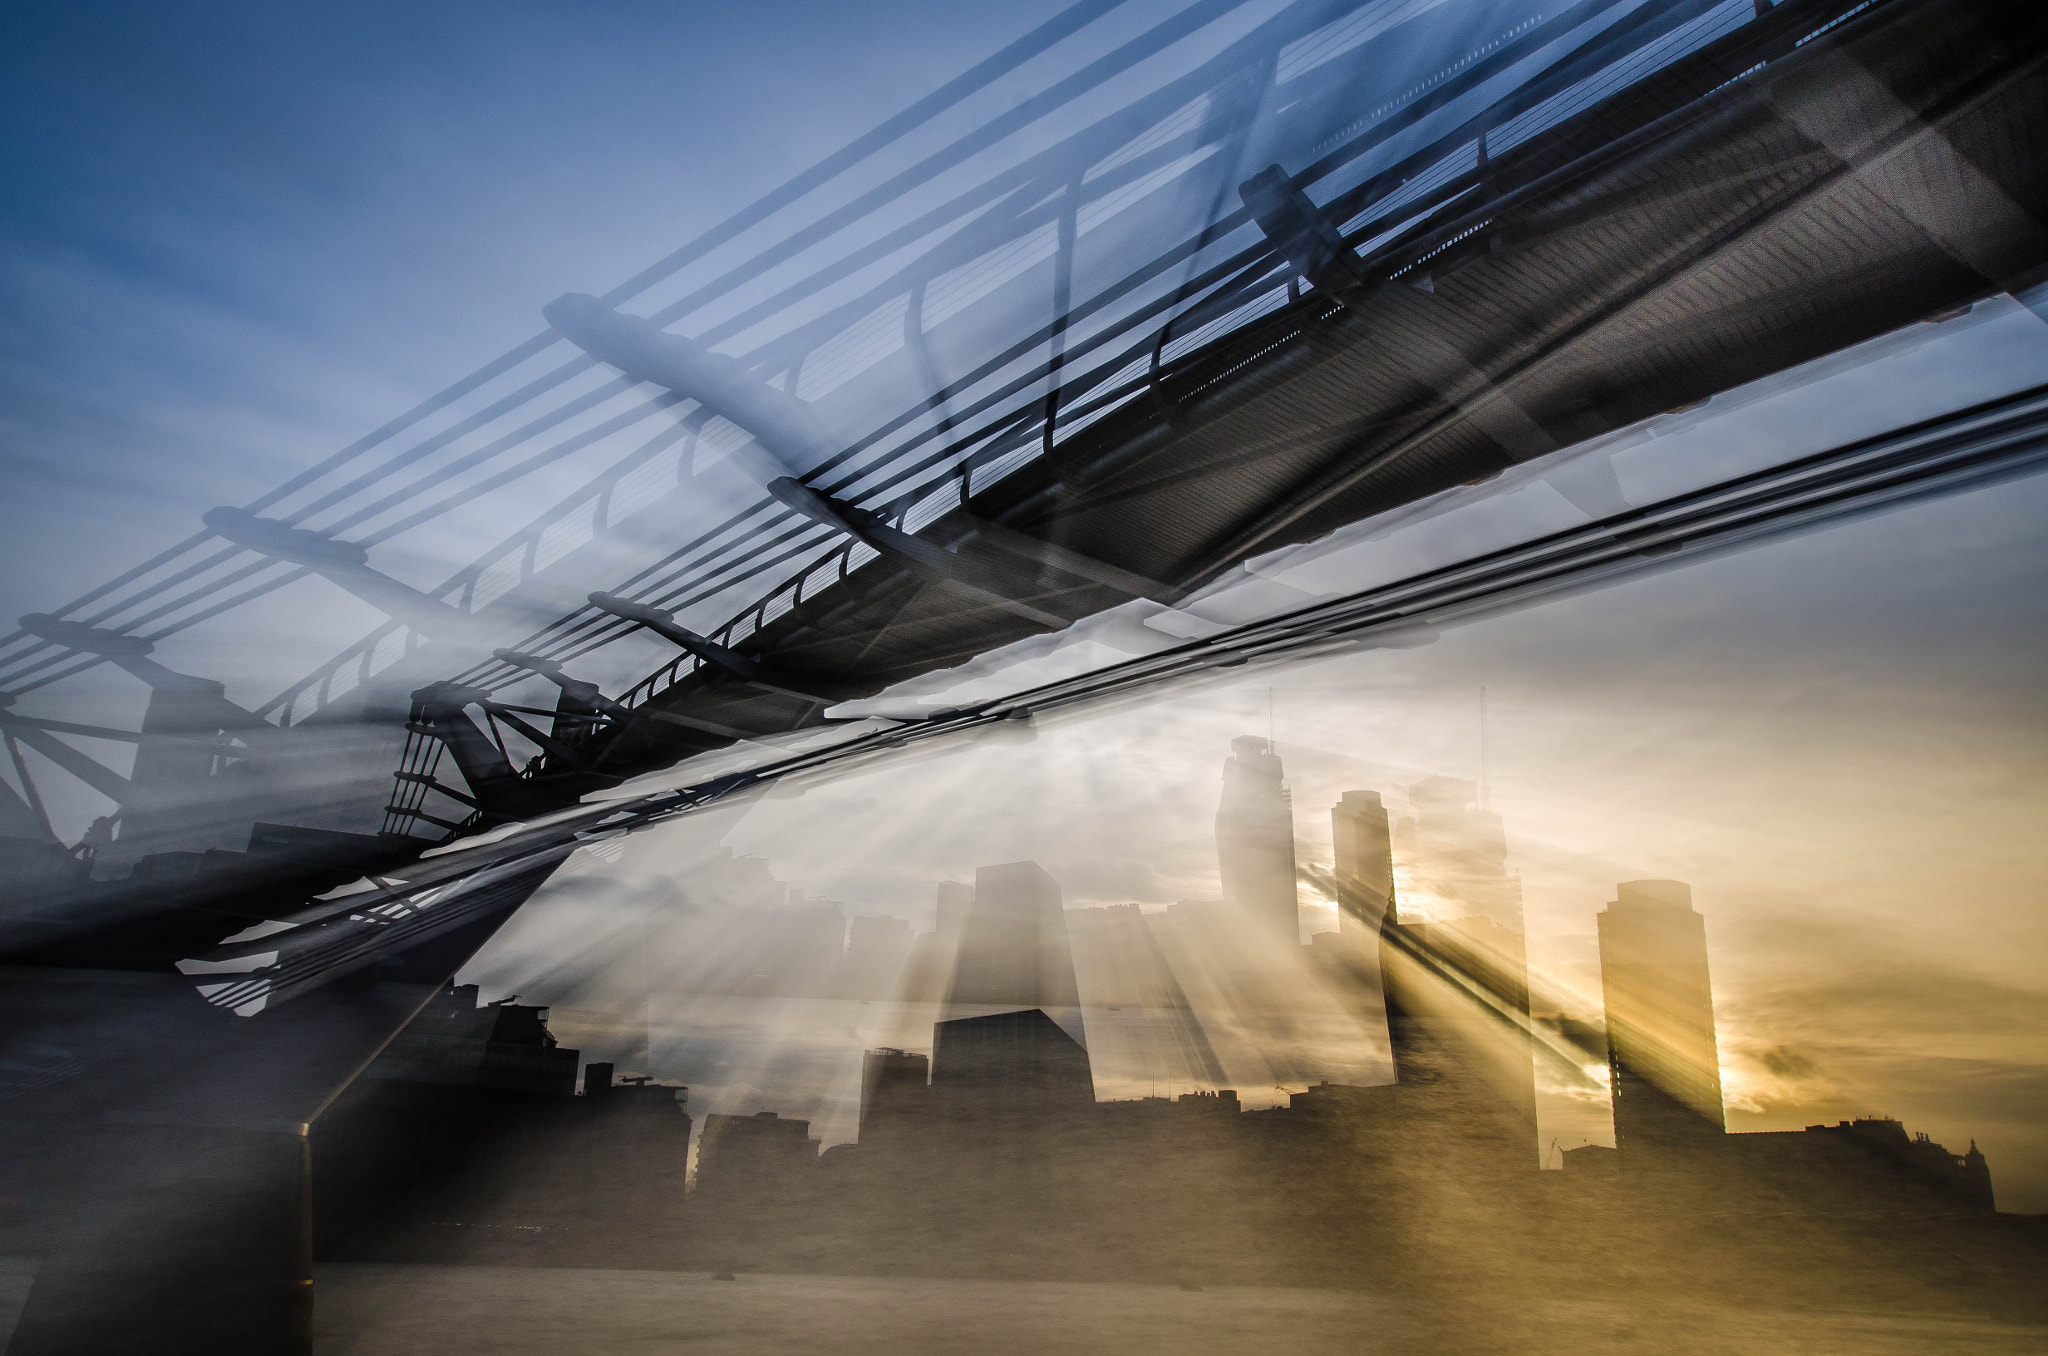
[696,1111,820,1201]
[1374,788,1540,1176]
[1216,736,1300,941]
[1727,1118,1995,1212]
[309,985,691,1266]
[729,892,847,996]
[1176,1089,1241,1114]
[946,860,1081,1016]
[644,852,849,1000]
[1596,880,1727,1160]
[858,1048,932,1147]
[361,982,580,1095]
[900,880,976,1004]
[935,879,974,935]
[1397,775,1523,931]
[1331,790,1394,939]
[1562,1143,1619,1178]
[930,1008,1096,1119]
[836,914,913,999]
[1065,903,1227,1089]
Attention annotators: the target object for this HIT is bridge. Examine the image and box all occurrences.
[1,0,2045,1349]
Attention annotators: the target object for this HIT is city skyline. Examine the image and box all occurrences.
[462,703,2034,1209]
[663,776,1997,1282]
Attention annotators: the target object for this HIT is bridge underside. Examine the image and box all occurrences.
[532,0,2048,803]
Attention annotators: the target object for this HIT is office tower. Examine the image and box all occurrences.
[1396,775,1523,930]
[1216,736,1300,941]
[1065,904,1228,1088]
[838,914,913,999]
[934,880,973,935]
[715,892,846,998]
[678,847,788,911]
[695,1111,820,1201]
[1374,789,1538,1177]
[946,861,1081,1015]
[930,1008,1095,1115]
[1597,879,1727,1160]
[1331,790,1394,937]
[858,1048,932,1147]
[900,880,977,1006]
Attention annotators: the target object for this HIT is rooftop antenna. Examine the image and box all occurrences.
[1267,687,1275,748]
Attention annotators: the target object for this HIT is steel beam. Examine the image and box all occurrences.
[764,478,1068,627]
[202,510,493,647]
[585,592,855,702]
[543,293,836,467]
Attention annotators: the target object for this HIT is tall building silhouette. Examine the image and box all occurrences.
[1397,775,1522,931]
[1065,904,1227,1089]
[836,914,912,998]
[1330,790,1394,939]
[901,879,976,1005]
[1596,879,1727,1160]
[1369,785,1538,1178]
[696,1111,820,1202]
[858,1048,931,1148]
[931,1008,1095,1115]
[1216,736,1299,941]
[933,865,1095,1130]
[934,879,973,935]
[946,860,1081,1016]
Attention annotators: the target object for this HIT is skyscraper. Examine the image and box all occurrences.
[1596,879,1727,1161]
[900,880,976,1005]
[1216,736,1300,942]
[1396,775,1523,931]
[1065,904,1228,1089]
[837,914,913,999]
[934,862,1094,1125]
[934,880,973,936]
[858,1047,932,1148]
[1330,790,1394,939]
[930,1008,1095,1115]
[946,860,1081,1016]
[1367,783,1538,1176]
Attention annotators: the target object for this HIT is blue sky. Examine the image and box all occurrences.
[0,0,1077,614]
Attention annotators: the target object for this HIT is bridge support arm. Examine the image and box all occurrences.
[544,294,835,468]
[201,510,491,646]
[18,614,285,743]
[765,479,1066,627]
[585,594,851,702]
[492,650,635,723]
